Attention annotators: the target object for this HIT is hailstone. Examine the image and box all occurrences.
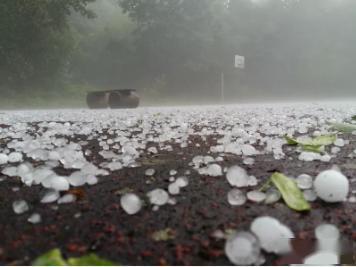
[314,170,349,202]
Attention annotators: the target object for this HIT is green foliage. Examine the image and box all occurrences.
[113,0,356,99]
[3,0,356,107]
[301,144,324,153]
[151,228,176,241]
[67,254,116,266]
[0,0,95,90]
[284,135,299,146]
[305,135,337,146]
[330,122,356,133]
[117,0,228,94]
[32,249,67,266]
[69,1,136,89]
[271,172,311,211]
[0,83,96,109]
[33,249,116,266]
[284,134,336,153]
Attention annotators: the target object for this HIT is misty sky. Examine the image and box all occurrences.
[1,0,356,107]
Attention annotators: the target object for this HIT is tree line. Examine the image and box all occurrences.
[1,0,356,104]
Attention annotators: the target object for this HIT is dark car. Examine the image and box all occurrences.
[86,89,140,109]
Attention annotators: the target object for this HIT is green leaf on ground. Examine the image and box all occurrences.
[301,144,323,153]
[305,135,336,146]
[284,134,336,153]
[33,249,116,266]
[67,254,116,266]
[352,115,356,121]
[258,178,272,192]
[113,187,133,195]
[32,249,67,266]
[140,157,170,166]
[330,122,356,133]
[151,228,176,241]
[271,172,311,212]
[284,135,299,145]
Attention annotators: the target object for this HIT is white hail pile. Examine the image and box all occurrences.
[0,103,354,264]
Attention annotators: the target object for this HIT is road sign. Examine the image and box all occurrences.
[235,54,245,69]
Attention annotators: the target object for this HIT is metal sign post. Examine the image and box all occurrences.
[220,54,244,104]
[221,72,225,103]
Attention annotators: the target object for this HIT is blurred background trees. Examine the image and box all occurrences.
[0,0,95,90]
[1,0,356,107]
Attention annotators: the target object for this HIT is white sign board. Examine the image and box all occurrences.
[234,54,245,69]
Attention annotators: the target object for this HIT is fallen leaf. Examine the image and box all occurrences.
[32,249,116,266]
[258,178,273,192]
[67,254,115,266]
[67,188,86,200]
[32,249,67,266]
[151,228,176,241]
[140,157,170,166]
[329,122,356,133]
[284,135,298,145]
[271,172,311,211]
[284,134,335,153]
[113,187,133,195]
[301,144,324,153]
[306,135,336,146]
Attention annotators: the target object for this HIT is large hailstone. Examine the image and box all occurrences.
[50,176,70,191]
[303,251,339,265]
[41,190,60,203]
[120,193,142,215]
[199,164,222,176]
[8,152,23,163]
[314,170,349,202]
[250,216,294,255]
[2,166,18,177]
[226,166,249,187]
[227,188,247,206]
[32,167,55,185]
[13,200,29,214]
[247,191,266,203]
[315,224,340,253]
[67,171,87,186]
[0,154,8,165]
[28,213,42,224]
[224,231,262,265]
[147,189,169,206]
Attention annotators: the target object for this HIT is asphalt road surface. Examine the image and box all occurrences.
[0,102,355,265]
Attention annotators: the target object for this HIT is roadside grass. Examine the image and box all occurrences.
[0,84,97,110]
